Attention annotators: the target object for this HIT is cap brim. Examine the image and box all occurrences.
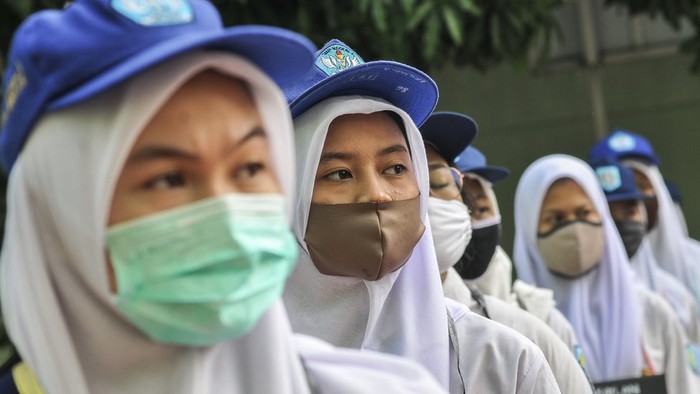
[605,191,651,202]
[288,61,438,127]
[48,25,314,111]
[419,112,477,162]
[465,166,510,183]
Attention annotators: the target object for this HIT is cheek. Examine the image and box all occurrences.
[390,177,420,200]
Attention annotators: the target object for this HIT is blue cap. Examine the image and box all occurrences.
[454,146,510,183]
[282,39,438,127]
[590,157,647,202]
[0,0,316,172]
[588,129,660,166]
[418,112,477,164]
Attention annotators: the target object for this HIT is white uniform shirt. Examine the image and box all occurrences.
[638,286,700,394]
[445,298,561,394]
[445,269,590,394]
[467,246,582,351]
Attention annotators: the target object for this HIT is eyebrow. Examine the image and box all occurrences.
[319,144,409,164]
[428,163,448,171]
[378,144,409,157]
[128,127,266,164]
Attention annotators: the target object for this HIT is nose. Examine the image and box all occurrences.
[358,173,392,204]
[198,170,236,200]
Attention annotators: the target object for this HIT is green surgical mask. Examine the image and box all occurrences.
[106,194,297,346]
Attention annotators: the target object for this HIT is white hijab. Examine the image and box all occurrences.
[631,240,695,329]
[512,154,644,382]
[0,52,312,394]
[623,160,700,309]
[283,96,451,387]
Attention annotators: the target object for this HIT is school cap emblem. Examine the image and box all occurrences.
[596,166,622,192]
[112,0,193,26]
[1,62,28,129]
[608,131,636,152]
[315,44,364,76]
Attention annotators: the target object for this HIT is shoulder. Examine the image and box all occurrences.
[293,334,448,394]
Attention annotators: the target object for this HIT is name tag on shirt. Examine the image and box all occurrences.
[593,374,666,394]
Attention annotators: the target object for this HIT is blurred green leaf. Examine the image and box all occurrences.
[442,5,463,45]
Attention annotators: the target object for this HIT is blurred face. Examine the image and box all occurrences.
[108,70,280,289]
[425,145,463,202]
[631,169,658,231]
[463,176,495,222]
[609,199,645,224]
[312,112,419,204]
[538,178,601,234]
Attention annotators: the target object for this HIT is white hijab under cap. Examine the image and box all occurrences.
[631,240,695,332]
[623,159,700,309]
[0,51,311,394]
[512,154,644,382]
[283,96,451,387]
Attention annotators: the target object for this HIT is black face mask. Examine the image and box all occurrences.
[454,223,501,280]
[614,219,646,259]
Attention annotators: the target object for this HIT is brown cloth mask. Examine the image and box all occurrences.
[304,195,425,281]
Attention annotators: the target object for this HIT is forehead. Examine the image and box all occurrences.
[324,111,407,149]
[425,145,448,165]
[541,178,593,210]
[464,176,486,195]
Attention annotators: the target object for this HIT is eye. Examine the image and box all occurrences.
[236,162,265,179]
[430,181,450,190]
[145,171,186,190]
[385,164,407,175]
[325,169,353,181]
[577,208,593,220]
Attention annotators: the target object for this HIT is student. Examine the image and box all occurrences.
[591,158,700,344]
[512,154,699,392]
[282,39,560,393]
[420,112,594,394]
[0,1,449,393]
[589,130,700,310]
[453,146,581,352]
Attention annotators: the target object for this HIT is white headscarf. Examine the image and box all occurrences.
[631,240,695,329]
[623,160,700,309]
[0,52,315,394]
[512,154,644,382]
[283,96,451,387]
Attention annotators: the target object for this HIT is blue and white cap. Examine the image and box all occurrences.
[282,39,439,127]
[588,129,660,166]
[0,0,316,171]
[454,146,510,183]
[590,157,648,202]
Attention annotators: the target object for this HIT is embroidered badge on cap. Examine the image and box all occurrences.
[687,343,700,375]
[596,165,622,192]
[1,62,28,128]
[112,0,193,26]
[608,131,637,152]
[315,44,364,76]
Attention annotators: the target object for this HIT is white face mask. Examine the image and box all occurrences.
[427,197,472,274]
